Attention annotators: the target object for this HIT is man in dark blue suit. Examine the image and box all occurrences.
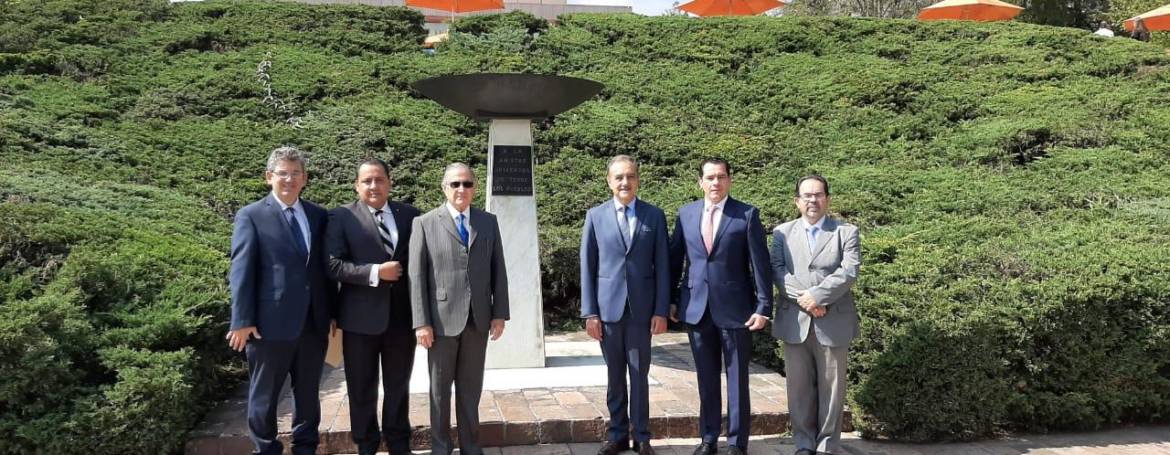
[669,158,772,455]
[227,146,337,455]
[580,155,671,455]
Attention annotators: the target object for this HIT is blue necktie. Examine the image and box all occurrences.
[457,213,470,246]
[285,207,308,258]
[807,226,819,254]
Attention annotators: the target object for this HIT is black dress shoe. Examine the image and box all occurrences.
[726,446,746,455]
[692,442,717,455]
[794,449,815,455]
[633,441,656,455]
[597,439,631,455]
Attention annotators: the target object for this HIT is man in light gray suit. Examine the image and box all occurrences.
[770,175,860,455]
[409,162,509,455]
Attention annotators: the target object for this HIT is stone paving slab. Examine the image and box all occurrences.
[334,427,1170,455]
[187,331,829,454]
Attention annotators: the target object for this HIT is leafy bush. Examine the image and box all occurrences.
[1,2,1169,452]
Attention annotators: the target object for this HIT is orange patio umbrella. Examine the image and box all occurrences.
[917,0,1024,21]
[1124,4,1170,31]
[678,0,786,17]
[406,0,505,21]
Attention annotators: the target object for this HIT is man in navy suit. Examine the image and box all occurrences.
[580,155,670,455]
[326,159,420,455]
[669,158,772,455]
[227,146,336,455]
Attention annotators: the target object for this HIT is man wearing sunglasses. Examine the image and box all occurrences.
[409,162,510,455]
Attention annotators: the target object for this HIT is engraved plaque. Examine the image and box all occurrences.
[492,145,533,196]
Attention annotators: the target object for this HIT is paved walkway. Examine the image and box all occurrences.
[186,331,1168,455]
[187,332,812,454]
[340,427,1170,455]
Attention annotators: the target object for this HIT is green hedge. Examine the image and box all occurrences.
[1,1,1169,452]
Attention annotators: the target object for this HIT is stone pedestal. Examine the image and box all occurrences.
[484,119,545,369]
[411,73,603,370]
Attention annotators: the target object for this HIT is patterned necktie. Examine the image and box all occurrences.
[457,213,470,246]
[285,207,308,258]
[374,209,395,255]
[701,205,717,254]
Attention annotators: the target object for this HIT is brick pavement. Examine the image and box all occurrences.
[344,427,1170,455]
[186,332,829,455]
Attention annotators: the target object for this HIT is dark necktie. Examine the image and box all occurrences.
[285,207,308,258]
[457,213,470,246]
[374,209,396,255]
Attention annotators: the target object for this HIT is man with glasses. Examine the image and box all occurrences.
[669,158,772,455]
[409,162,509,455]
[770,175,860,455]
[325,159,420,455]
[227,146,336,455]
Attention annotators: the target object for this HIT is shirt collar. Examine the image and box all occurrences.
[802,216,826,231]
[703,196,728,213]
[613,198,637,213]
[445,202,470,220]
[366,201,388,214]
[272,193,303,213]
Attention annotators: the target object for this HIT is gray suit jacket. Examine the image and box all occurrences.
[770,216,861,348]
[409,205,510,337]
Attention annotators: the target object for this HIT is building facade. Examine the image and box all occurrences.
[297,0,632,33]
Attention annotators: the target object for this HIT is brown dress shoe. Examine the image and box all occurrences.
[633,441,656,455]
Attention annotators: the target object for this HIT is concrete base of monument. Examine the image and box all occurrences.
[185,332,851,455]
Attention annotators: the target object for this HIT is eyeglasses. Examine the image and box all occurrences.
[798,192,827,201]
[271,170,304,180]
[448,180,475,189]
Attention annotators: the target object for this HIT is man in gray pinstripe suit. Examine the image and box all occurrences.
[409,162,510,455]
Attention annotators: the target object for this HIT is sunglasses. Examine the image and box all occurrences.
[448,180,475,189]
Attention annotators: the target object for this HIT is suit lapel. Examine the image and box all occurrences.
[390,202,411,258]
[265,195,302,259]
[437,205,463,245]
[355,201,381,244]
[301,202,319,265]
[809,217,836,261]
[626,201,645,254]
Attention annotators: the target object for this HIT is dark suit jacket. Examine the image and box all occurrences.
[580,199,671,324]
[326,200,420,334]
[229,194,336,341]
[409,206,510,337]
[670,197,773,329]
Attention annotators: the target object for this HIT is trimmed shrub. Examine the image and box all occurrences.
[1,2,1169,452]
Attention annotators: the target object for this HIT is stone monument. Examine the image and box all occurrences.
[412,73,604,368]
